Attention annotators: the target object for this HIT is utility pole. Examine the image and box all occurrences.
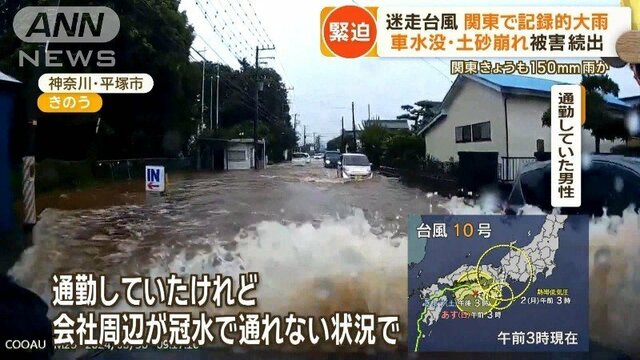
[292,114,298,150]
[209,75,213,131]
[341,116,345,153]
[254,45,276,170]
[293,114,299,152]
[312,132,316,152]
[368,104,371,121]
[190,48,208,135]
[216,64,220,130]
[303,125,306,149]
[254,47,259,169]
[351,102,357,152]
[200,53,206,135]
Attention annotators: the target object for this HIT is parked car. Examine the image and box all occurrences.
[338,153,373,180]
[292,152,310,166]
[313,152,324,160]
[505,155,640,216]
[324,151,341,168]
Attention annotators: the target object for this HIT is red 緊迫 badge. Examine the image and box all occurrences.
[321,6,377,58]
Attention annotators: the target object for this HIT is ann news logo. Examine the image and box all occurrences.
[13,6,120,68]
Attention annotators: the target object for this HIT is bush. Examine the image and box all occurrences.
[360,124,391,168]
[35,160,95,194]
[383,133,425,169]
[419,155,458,178]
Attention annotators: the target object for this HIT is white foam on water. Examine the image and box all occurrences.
[9,207,409,346]
[8,198,640,354]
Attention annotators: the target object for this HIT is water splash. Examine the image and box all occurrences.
[7,195,640,355]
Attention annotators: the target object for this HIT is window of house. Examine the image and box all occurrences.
[228,150,246,162]
[472,122,491,142]
[455,125,472,143]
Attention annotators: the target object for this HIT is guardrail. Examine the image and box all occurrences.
[378,166,401,177]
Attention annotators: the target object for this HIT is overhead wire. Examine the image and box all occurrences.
[138,0,292,125]
[193,0,251,64]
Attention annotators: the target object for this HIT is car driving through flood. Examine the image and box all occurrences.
[323,150,341,168]
[338,153,373,180]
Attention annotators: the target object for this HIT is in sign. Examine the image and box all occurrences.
[145,166,165,192]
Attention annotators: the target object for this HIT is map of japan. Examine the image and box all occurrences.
[408,215,589,352]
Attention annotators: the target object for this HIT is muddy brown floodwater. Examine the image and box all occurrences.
[7,160,640,359]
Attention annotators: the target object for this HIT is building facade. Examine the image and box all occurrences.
[418,74,630,169]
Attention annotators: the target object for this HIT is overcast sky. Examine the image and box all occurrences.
[180,0,640,145]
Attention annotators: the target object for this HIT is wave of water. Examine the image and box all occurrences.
[7,197,640,355]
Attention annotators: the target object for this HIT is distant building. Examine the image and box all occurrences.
[197,138,266,171]
[362,119,410,131]
[345,119,410,147]
[418,74,630,181]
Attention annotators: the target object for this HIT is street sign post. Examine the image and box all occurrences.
[145,166,165,192]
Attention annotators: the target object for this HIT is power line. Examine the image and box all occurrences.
[194,0,252,63]
[218,76,280,123]
[421,58,455,84]
[221,0,291,89]
[192,48,285,128]
[191,2,236,60]
[140,0,289,127]
[239,0,274,47]
[193,33,226,63]
[192,0,291,92]
[223,0,270,48]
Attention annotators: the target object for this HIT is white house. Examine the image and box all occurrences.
[418,74,631,179]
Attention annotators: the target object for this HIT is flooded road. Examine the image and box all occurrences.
[7,160,640,357]
[10,161,446,349]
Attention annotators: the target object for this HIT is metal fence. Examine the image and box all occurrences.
[95,157,193,180]
[499,157,537,182]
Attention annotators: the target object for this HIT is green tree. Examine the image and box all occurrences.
[359,122,390,168]
[541,75,627,153]
[1,0,199,160]
[1,0,295,163]
[397,100,439,131]
[383,133,425,169]
[201,61,295,162]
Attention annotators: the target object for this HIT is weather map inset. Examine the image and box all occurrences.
[408,215,589,352]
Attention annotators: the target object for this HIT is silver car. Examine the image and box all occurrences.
[338,153,373,180]
[292,152,310,166]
